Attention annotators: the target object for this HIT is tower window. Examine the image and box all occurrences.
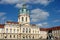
[22,17,24,22]
[26,17,27,22]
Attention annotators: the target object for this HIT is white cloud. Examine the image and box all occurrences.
[0,12,6,17]
[15,3,29,8]
[29,0,53,6]
[0,12,6,24]
[0,0,20,4]
[53,20,60,22]
[1,17,6,20]
[15,3,23,8]
[42,22,48,26]
[0,17,6,24]
[37,22,49,28]
[6,20,14,22]
[37,24,43,27]
[30,8,49,22]
[0,0,54,6]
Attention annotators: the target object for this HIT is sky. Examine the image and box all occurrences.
[0,0,60,28]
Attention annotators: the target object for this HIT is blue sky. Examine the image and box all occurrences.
[0,0,60,28]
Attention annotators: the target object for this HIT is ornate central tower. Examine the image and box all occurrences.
[18,4,30,24]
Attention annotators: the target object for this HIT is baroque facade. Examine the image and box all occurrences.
[0,4,48,39]
[49,26,60,39]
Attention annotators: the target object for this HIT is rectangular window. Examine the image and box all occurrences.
[14,29,15,33]
[14,35,15,38]
[29,28,31,33]
[6,28,8,33]
[17,29,19,33]
[10,29,12,33]
[1,34,2,37]
[23,28,25,33]
[33,30,34,33]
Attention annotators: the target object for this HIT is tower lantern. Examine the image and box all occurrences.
[19,4,29,15]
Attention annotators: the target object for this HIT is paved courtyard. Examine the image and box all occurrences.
[0,39,47,40]
[0,39,59,40]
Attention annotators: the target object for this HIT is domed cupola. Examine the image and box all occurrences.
[18,4,30,24]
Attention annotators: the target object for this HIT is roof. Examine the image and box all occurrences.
[51,26,60,30]
[31,24,38,28]
[6,21,19,24]
[40,26,60,31]
[40,28,48,31]
[0,24,4,28]
[31,24,36,26]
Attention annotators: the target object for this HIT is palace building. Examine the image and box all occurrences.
[49,26,60,39]
[0,4,60,40]
[0,4,48,39]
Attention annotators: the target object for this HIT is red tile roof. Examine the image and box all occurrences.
[6,21,19,24]
[0,24,4,28]
[40,28,48,31]
[40,26,60,31]
[51,26,60,30]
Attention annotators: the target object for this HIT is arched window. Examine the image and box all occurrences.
[26,17,27,22]
[5,35,7,38]
[26,28,28,33]
[29,28,31,33]
[10,35,12,38]
[26,35,28,38]
[23,28,25,33]
[23,35,25,39]
[22,17,24,21]
[14,35,15,38]
[33,36,34,39]
[22,35,25,39]
[29,36,31,39]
